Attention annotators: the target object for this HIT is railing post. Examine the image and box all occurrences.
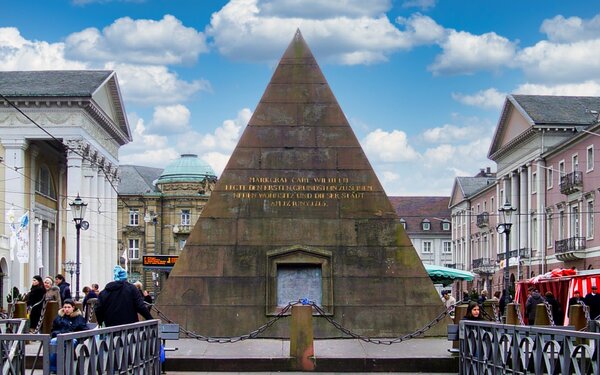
[569,304,586,331]
[534,303,550,325]
[290,304,315,371]
[11,302,27,318]
[506,303,518,324]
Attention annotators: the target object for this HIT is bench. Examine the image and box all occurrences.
[159,323,180,352]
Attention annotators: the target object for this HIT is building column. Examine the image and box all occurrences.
[510,171,519,252]
[97,166,108,286]
[536,158,546,273]
[1,138,29,291]
[519,166,528,254]
[42,223,50,276]
[65,139,86,279]
[109,169,118,283]
[82,155,96,291]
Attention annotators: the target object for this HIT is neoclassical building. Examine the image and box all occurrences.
[450,95,600,296]
[117,154,217,295]
[0,70,131,307]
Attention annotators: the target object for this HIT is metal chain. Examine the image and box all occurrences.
[8,299,16,319]
[491,303,500,323]
[579,301,591,323]
[151,302,296,343]
[309,301,451,345]
[479,305,495,322]
[543,301,555,326]
[32,299,49,333]
[514,303,525,326]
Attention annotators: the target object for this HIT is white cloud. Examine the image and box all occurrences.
[361,129,420,162]
[0,27,87,71]
[65,15,207,65]
[149,104,191,134]
[260,0,391,19]
[516,39,600,83]
[119,114,179,166]
[429,30,517,75]
[452,88,506,109]
[201,152,232,177]
[106,63,211,105]
[423,123,490,143]
[207,0,444,65]
[514,80,600,96]
[402,0,437,10]
[541,14,600,43]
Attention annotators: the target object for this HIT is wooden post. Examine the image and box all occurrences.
[534,303,550,325]
[41,301,59,334]
[569,304,586,331]
[12,301,27,318]
[290,305,315,371]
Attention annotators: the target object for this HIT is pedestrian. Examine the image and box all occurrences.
[568,290,582,307]
[94,265,153,327]
[134,281,153,305]
[26,275,46,332]
[545,291,563,325]
[82,286,98,317]
[49,299,89,374]
[499,289,511,316]
[584,285,600,320]
[55,274,72,302]
[478,290,488,304]
[463,301,483,321]
[490,291,501,302]
[525,288,544,325]
[91,283,100,295]
[43,277,62,306]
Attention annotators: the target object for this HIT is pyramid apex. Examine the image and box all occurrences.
[280,28,314,60]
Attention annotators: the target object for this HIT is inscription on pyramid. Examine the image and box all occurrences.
[156,30,447,337]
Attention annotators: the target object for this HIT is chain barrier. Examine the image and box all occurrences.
[32,299,48,333]
[491,303,500,323]
[8,299,16,319]
[479,305,496,322]
[151,302,296,343]
[514,303,525,326]
[309,301,451,345]
[543,300,555,326]
[579,300,591,323]
[151,300,454,345]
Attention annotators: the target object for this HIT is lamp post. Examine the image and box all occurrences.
[62,260,77,286]
[69,194,88,301]
[497,200,516,311]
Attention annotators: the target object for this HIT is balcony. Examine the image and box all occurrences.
[172,224,192,234]
[560,171,583,195]
[497,248,531,261]
[476,212,489,228]
[471,257,496,275]
[445,263,464,270]
[555,237,586,261]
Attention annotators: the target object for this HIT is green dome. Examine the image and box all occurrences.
[156,154,216,184]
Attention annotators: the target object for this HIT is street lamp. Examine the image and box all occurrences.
[69,194,88,301]
[62,260,77,286]
[497,200,516,312]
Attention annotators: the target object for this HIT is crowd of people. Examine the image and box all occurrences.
[24,265,154,333]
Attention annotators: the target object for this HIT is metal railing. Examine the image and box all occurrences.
[445,263,464,270]
[460,320,600,374]
[555,236,586,253]
[0,319,161,374]
[472,258,496,275]
[476,212,489,228]
[497,247,531,261]
[1,319,30,374]
[560,171,583,195]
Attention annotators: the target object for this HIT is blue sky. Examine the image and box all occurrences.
[1,0,599,196]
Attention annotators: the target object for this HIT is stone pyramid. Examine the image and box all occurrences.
[156,30,447,337]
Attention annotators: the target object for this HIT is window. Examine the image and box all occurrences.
[570,205,580,237]
[587,146,594,172]
[442,221,450,231]
[422,220,431,231]
[532,217,538,251]
[443,241,452,253]
[422,241,432,253]
[179,239,187,251]
[587,200,594,239]
[181,209,191,226]
[546,213,553,248]
[491,197,494,212]
[532,172,537,193]
[559,210,565,240]
[572,154,579,172]
[559,160,565,176]
[400,218,406,229]
[128,238,140,259]
[129,209,139,226]
[36,165,57,199]
[547,167,553,189]
[483,201,487,212]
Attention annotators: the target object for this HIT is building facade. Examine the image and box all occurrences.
[117,154,216,295]
[389,196,452,267]
[450,95,600,298]
[0,70,131,308]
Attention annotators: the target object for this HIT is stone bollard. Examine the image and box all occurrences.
[290,304,315,371]
[451,303,469,351]
[569,304,586,331]
[534,303,550,326]
[42,301,59,334]
[506,303,518,324]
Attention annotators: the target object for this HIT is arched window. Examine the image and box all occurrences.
[36,165,57,199]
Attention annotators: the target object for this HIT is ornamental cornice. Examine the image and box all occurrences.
[489,127,537,160]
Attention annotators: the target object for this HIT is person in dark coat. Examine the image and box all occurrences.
[27,275,46,331]
[55,274,72,302]
[569,290,583,307]
[545,291,563,325]
[463,301,483,321]
[50,299,88,337]
[95,266,153,327]
[584,285,600,320]
[526,289,544,325]
[82,286,98,317]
